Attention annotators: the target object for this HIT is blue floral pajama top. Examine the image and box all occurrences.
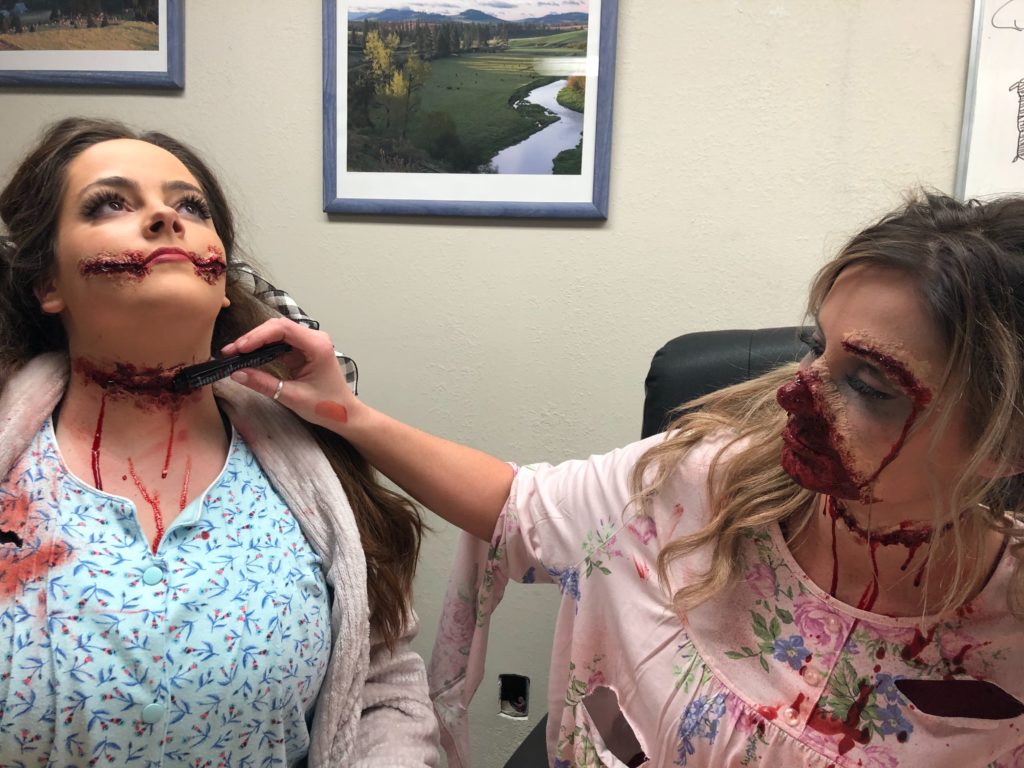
[0,418,331,767]
[429,433,1024,767]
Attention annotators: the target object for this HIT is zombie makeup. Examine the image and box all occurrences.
[0,491,73,603]
[825,497,951,610]
[74,358,189,491]
[840,334,933,483]
[74,358,200,553]
[78,244,226,285]
[776,330,934,502]
[777,367,868,500]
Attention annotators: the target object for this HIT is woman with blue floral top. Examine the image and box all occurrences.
[231,192,1024,768]
[0,117,440,767]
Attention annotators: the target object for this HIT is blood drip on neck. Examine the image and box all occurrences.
[825,497,951,610]
[129,458,165,553]
[91,392,108,490]
[77,359,198,553]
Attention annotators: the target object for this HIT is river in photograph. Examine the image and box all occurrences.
[490,79,583,174]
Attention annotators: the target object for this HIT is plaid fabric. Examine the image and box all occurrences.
[233,262,359,394]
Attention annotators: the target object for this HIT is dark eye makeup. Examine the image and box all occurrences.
[798,328,896,402]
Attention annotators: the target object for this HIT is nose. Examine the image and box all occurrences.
[146,204,184,237]
[776,370,815,412]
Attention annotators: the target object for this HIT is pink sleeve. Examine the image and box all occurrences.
[427,438,662,767]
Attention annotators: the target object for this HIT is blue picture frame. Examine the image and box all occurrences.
[0,0,183,89]
[323,0,618,218]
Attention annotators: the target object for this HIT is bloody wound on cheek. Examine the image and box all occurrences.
[193,244,227,285]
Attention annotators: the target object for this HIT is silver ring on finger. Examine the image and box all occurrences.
[272,378,284,402]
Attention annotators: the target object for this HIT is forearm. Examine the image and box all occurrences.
[344,401,512,541]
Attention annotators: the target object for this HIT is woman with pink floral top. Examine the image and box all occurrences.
[228,192,1024,767]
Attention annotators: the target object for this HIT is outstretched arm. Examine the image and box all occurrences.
[222,318,512,541]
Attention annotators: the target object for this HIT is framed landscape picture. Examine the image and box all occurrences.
[0,0,183,88]
[323,0,618,218]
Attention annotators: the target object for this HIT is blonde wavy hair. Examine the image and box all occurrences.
[631,191,1024,618]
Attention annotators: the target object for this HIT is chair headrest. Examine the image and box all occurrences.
[641,327,807,438]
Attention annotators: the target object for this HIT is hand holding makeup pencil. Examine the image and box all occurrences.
[222,317,358,432]
[223,317,512,542]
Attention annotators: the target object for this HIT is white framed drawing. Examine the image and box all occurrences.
[957,0,1024,198]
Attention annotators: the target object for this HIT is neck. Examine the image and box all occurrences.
[787,495,995,616]
[58,351,227,492]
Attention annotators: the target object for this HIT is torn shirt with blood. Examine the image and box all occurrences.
[429,432,1024,768]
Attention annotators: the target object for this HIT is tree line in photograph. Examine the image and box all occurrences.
[347,19,587,174]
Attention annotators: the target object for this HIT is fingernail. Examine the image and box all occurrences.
[231,371,249,384]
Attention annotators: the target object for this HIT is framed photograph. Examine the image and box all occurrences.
[323,0,618,218]
[0,0,183,89]
[956,0,1024,198]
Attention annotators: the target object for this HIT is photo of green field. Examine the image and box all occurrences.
[0,1,158,52]
[346,3,590,175]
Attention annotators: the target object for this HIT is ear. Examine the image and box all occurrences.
[33,276,65,315]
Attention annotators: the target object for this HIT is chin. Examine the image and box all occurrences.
[779,444,863,500]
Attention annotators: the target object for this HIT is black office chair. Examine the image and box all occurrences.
[502,327,805,768]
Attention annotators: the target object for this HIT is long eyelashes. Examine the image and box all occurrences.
[846,376,893,401]
[79,189,212,220]
[81,189,127,218]
[798,329,894,401]
[177,193,212,220]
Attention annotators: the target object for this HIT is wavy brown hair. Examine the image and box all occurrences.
[633,192,1024,617]
[0,117,424,648]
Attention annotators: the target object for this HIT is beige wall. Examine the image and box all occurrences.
[0,1,972,764]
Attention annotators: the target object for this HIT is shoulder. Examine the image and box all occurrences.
[631,428,747,546]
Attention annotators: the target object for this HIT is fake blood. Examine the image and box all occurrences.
[0,493,72,601]
[179,457,193,512]
[314,400,348,424]
[75,358,195,552]
[901,626,936,663]
[807,680,874,755]
[128,458,165,553]
[776,340,933,503]
[777,369,864,500]
[841,340,933,483]
[79,246,226,285]
[826,497,951,607]
[91,392,108,490]
[162,411,177,479]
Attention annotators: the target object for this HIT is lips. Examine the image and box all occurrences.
[782,419,831,456]
[145,247,196,265]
